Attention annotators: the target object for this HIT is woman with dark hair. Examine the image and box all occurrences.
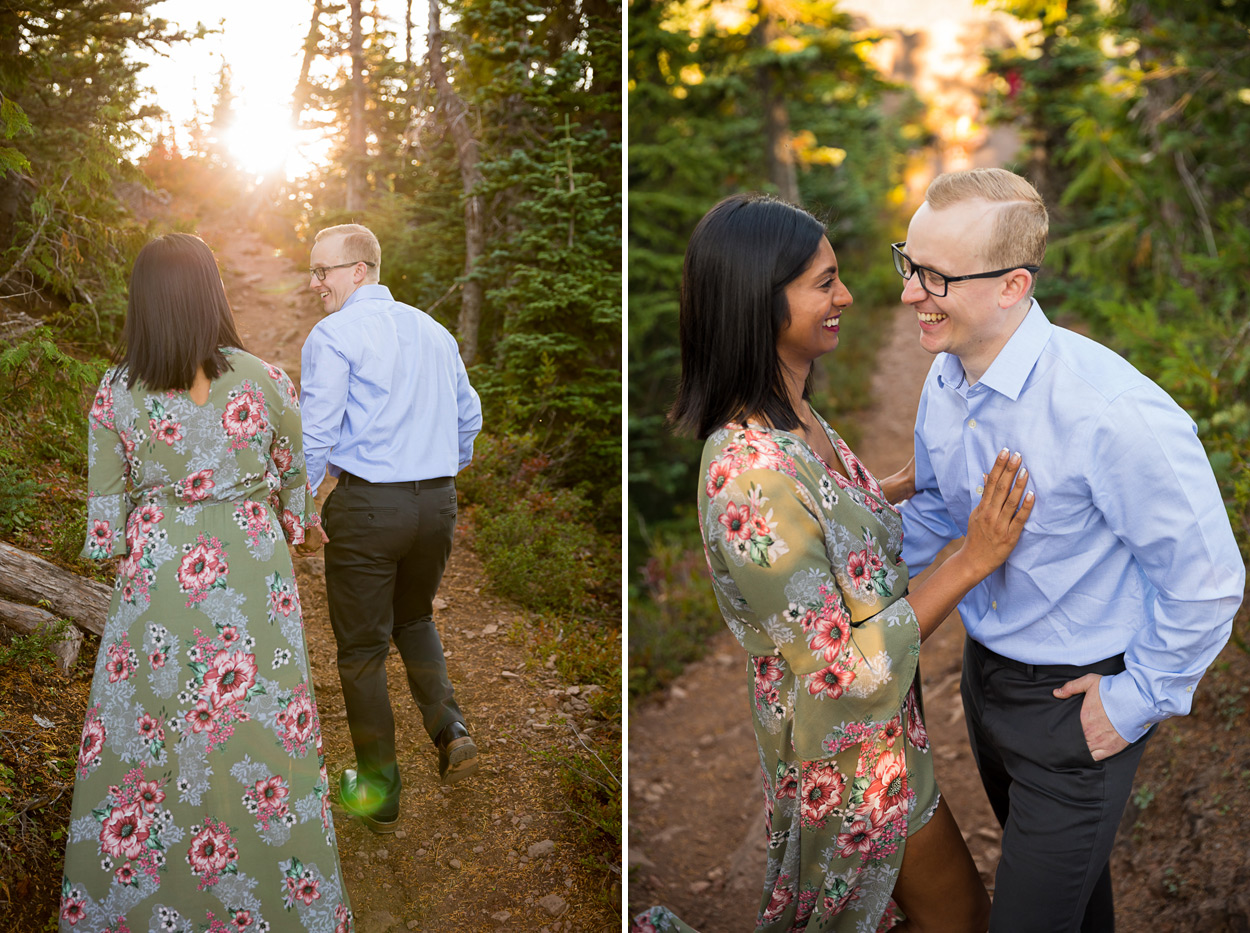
[60,234,353,932]
[635,195,1033,933]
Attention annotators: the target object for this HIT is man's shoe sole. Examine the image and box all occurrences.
[439,736,479,784]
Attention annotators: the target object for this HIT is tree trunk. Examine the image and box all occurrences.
[427,0,485,365]
[0,541,110,637]
[754,14,798,204]
[0,597,82,673]
[292,0,325,123]
[346,0,368,211]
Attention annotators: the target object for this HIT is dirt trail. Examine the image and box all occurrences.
[626,306,1163,931]
[205,220,618,933]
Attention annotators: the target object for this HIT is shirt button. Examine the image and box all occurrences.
[968,418,977,428]
[975,484,984,495]
[992,600,997,610]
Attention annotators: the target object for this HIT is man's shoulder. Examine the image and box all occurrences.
[1038,324,1159,403]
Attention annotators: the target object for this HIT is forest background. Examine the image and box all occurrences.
[0,0,622,925]
[629,0,1250,923]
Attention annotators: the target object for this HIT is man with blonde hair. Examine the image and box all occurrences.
[893,168,1243,930]
[299,222,483,834]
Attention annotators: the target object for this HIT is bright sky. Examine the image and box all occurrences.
[135,0,425,179]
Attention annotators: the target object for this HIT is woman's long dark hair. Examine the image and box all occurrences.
[120,233,245,390]
[669,193,828,439]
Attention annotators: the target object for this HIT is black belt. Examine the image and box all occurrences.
[969,638,1125,679]
[336,471,454,490]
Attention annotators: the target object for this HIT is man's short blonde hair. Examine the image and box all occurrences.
[926,168,1047,271]
[315,223,382,283]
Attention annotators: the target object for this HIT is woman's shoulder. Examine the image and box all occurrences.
[223,348,291,384]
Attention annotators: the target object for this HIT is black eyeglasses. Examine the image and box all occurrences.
[308,261,376,282]
[891,242,1039,298]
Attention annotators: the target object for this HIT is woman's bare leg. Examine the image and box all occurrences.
[890,796,990,933]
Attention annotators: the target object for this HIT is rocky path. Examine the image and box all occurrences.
[207,220,619,933]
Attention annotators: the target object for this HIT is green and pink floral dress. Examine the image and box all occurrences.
[636,415,935,933]
[61,349,352,933]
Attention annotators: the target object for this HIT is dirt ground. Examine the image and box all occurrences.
[626,305,1250,932]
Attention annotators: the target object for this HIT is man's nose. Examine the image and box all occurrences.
[900,272,927,304]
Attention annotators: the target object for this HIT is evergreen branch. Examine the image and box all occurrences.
[0,174,71,292]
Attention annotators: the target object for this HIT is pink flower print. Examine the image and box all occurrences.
[270,588,300,618]
[134,778,166,813]
[178,469,216,503]
[114,861,138,885]
[728,430,786,471]
[186,819,238,888]
[231,908,256,929]
[133,503,164,533]
[105,640,135,683]
[177,537,228,602]
[799,761,845,828]
[88,519,116,555]
[222,387,267,440]
[265,363,284,382]
[286,874,322,906]
[150,418,184,445]
[808,612,850,661]
[280,691,317,747]
[334,904,351,933]
[99,802,152,860]
[78,708,105,774]
[271,444,294,475]
[60,891,87,926]
[136,713,164,745]
[256,775,290,806]
[846,550,874,591]
[836,438,884,497]
[836,817,876,859]
[775,765,799,800]
[760,880,794,923]
[864,750,909,823]
[905,687,930,751]
[880,715,904,748]
[807,663,855,699]
[90,381,115,428]
[705,456,738,498]
[204,649,258,709]
[718,501,755,543]
[149,650,166,670]
[186,699,221,734]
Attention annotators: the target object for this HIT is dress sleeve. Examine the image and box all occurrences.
[708,467,857,677]
[264,364,321,546]
[82,373,130,560]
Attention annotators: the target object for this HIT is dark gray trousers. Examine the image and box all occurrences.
[961,637,1152,933]
[322,475,464,815]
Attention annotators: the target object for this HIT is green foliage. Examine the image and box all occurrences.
[0,4,198,338]
[628,530,723,697]
[0,619,71,670]
[985,0,1250,557]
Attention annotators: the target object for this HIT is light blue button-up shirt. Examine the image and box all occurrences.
[901,301,1244,742]
[299,284,482,494]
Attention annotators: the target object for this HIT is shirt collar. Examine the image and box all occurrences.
[935,300,1051,401]
[978,300,1051,401]
[340,283,393,312]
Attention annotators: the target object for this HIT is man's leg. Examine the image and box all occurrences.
[322,484,405,816]
[961,639,1149,933]
[391,480,465,743]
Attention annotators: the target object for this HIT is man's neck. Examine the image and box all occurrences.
[959,301,1032,386]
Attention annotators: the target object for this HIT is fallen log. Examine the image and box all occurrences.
[0,596,84,673]
[0,541,110,636]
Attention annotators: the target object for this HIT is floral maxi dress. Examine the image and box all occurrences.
[635,417,936,933]
[60,349,353,933]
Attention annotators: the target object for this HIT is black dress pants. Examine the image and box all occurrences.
[322,475,465,815]
[961,637,1152,933]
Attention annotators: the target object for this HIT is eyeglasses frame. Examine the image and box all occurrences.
[308,260,377,282]
[890,242,1040,299]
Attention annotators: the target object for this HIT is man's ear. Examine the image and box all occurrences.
[999,268,1033,309]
